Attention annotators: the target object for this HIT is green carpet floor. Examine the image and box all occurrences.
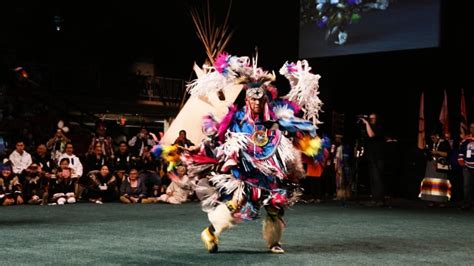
[1,202,474,265]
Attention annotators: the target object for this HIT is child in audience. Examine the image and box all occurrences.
[48,167,76,205]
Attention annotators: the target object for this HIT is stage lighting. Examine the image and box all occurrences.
[54,15,63,32]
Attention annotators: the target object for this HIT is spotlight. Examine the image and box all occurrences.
[14,67,28,79]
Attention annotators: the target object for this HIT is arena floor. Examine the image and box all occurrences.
[1,201,473,265]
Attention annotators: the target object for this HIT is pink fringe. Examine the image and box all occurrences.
[218,105,238,142]
[282,99,301,114]
[214,52,229,74]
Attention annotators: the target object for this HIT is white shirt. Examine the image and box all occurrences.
[166,175,194,202]
[9,150,32,174]
[58,153,83,178]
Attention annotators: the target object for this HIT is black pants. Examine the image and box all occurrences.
[304,177,322,199]
[88,186,117,202]
[368,157,385,201]
[463,168,474,205]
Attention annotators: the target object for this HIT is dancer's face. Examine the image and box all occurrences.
[248,97,265,115]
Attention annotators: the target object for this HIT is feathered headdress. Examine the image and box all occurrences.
[187,53,323,126]
[186,52,276,100]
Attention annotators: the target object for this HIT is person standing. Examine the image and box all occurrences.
[458,122,474,210]
[360,113,386,206]
[420,131,452,206]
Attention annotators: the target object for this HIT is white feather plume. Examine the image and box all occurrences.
[221,131,249,158]
[186,67,229,97]
[273,105,295,120]
[186,55,251,98]
[280,60,323,126]
[277,136,296,165]
[209,173,242,195]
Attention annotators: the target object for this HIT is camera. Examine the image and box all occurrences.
[356,114,368,125]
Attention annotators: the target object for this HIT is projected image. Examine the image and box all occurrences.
[299,0,440,58]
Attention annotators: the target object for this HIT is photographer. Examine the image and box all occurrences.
[46,129,71,163]
[359,113,386,206]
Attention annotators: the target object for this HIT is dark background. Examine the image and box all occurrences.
[1,0,470,139]
[0,1,471,198]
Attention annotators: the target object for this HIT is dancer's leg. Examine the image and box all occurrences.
[262,205,285,254]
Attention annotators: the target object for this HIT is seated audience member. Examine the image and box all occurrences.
[0,163,24,206]
[58,143,83,179]
[57,158,70,171]
[58,143,83,197]
[46,127,71,163]
[139,145,161,197]
[88,121,115,160]
[173,130,195,150]
[156,166,194,204]
[120,169,154,204]
[113,141,132,185]
[32,144,55,174]
[128,127,156,159]
[85,144,107,173]
[48,167,76,205]
[23,164,48,205]
[9,140,32,175]
[87,165,118,204]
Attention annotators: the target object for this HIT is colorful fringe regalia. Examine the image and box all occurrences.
[419,139,452,203]
[181,53,325,253]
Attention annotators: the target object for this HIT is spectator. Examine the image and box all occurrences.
[119,169,154,204]
[302,157,325,203]
[32,144,55,174]
[23,163,48,205]
[458,122,474,210]
[85,143,107,174]
[87,165,118,204]
[88,121,114,160]
[360,113,386,206]
[334,134,351,202]
[58,143,83,198]
[173,130,195,149]
[8,140,32,175]
[48,167,76,205]
[0,163,24,206]
[113,141,132,187]
[58,143,83,179]
[419,130,451,207]
[156,166,194,204]
[57,158,71,171]
[138,145,161,197]
[113,141,132,173]
[128,127,156,158]
[46,128,71,163]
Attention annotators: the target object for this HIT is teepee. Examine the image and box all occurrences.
[161,0,242,145]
